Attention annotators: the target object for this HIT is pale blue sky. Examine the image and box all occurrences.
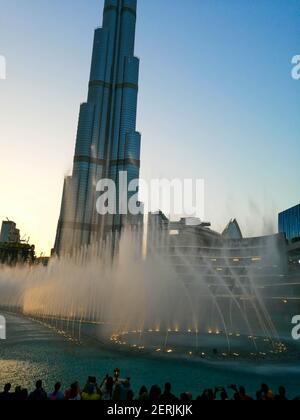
[0,0,299,254]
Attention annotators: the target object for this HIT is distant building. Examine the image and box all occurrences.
[0,221,20,244]
[147,212,300,317]
[287,239,300,268]
[147,212,288,289]
[0,243,35,265]
[0,220,35,265]
[222,219,243,240]
[278,204,300,241]
[278,204,300,269]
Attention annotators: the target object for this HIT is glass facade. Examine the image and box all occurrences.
[54,0,141,254]
[278,204,300,241]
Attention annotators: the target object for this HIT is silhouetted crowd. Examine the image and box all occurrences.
[0,369,297,401]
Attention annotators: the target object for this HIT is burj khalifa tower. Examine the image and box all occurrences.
[54,0,141,254]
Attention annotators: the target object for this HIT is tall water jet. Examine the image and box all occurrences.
[0,223,291,359]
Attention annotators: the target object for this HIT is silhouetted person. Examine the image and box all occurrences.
[113,368,121,383]
[160,383,177,402]
[149,385,162,401]
[197,389,215,401]
[81,383,101,401]
[127,390,135,401]
[119,378,132,401]
[20,388,29,401]
[233,385,253,401]
[65,382,81,401]
[13,386,22,401]
[83,376,101,394]
[101,376,114,400]
[220,390,229,401]
[0,383,12,401]
[28,380,47,401]
[256,383,274,401]
[48,382,64,401]
[275,386,288,401]
[180,392,192,402]
[13,386,28,401]
[214,387,229,401]
[239,386,253,401]
[139,386,149,401]
[113,384,121,401]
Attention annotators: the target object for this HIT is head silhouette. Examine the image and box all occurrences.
[54,382,61,392]
[36,380,43,390]
[4,384,11,393]
[164,383,172,393]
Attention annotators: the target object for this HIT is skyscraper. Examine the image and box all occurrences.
[54,0,141,254]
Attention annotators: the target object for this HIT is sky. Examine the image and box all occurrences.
[0,0,299,256]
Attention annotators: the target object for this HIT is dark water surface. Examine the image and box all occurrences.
[1,313,300,398]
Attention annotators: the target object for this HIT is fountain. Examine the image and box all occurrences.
[0,226,294,361]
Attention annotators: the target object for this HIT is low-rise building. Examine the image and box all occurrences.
[0,220,35,265]
[0,220,20,244]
